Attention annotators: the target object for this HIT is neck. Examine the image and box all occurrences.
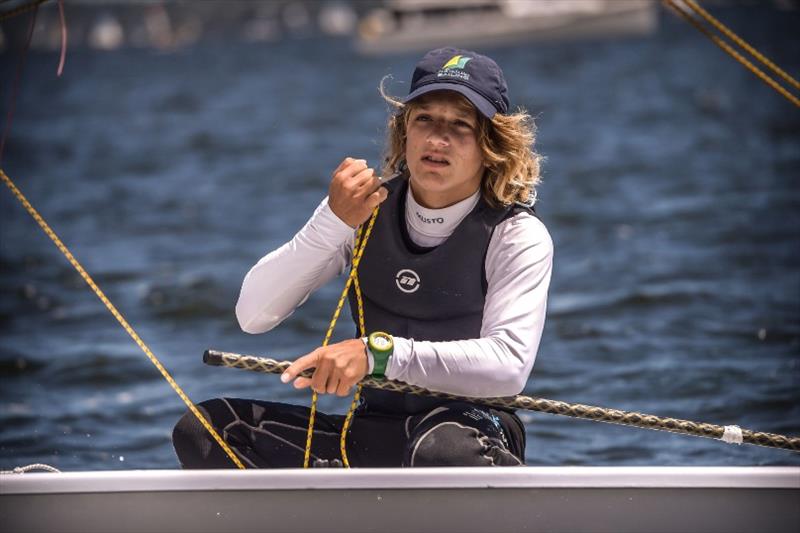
[404,183,480,248]
[409,181,481,209]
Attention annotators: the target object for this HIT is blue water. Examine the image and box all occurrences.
[1,5,799,470]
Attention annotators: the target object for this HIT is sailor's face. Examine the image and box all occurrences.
[405,92,484,209]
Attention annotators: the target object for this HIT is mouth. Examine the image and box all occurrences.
[421,154,450,167]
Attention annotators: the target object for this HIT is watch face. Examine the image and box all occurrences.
[372,335,391,350]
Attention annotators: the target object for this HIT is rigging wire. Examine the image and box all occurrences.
[0,0,244,471]
[0,2,37,166]
[663,0,800,107]
[0,169,247,469]
[681,0,800,91]
[0,0,48,22]
[55,0,66,77]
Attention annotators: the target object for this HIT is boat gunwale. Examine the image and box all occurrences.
[2,466,798,495]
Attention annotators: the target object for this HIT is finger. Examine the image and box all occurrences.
[352,170,381,194]
[326,376,341,395]
[281,350,319,383]
[311,359,332,394]
[340,159,368,179]
[353,172,378,197]
[332,157,353,176]
[293,376,312,389]
[335,380,352,397]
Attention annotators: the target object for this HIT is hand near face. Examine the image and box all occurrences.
[328,157,389,228]
[281,339,369,397]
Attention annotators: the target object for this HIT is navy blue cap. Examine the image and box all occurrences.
[402,47,509,118]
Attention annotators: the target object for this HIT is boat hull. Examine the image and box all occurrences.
[2,467,798,533]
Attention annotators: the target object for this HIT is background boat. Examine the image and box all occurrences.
[356,0,658,55]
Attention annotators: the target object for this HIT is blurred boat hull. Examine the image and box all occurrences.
[356,0,658,55]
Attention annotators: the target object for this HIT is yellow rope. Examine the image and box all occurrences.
[333,222,375,467]
[302,207,380,468]
[0,169,246,469]
[682,0,800,91]
[663,0,800,108]
[339,275,367,467]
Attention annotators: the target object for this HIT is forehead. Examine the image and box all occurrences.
[409,91,477,118]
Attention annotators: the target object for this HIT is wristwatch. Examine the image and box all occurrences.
[367,331,394,378]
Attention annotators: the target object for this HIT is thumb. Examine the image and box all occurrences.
[367,187,388,208]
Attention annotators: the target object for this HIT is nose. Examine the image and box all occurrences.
[426,121,450,147]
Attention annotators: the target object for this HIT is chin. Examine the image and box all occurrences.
[411,164,449,180]
[410,173,448,192]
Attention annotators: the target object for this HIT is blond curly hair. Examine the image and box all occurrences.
[380,80,542,207]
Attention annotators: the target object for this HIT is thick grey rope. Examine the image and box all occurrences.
[1,463,61,474]
[204,349,800,453]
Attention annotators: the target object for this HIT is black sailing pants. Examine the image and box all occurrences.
[172,398,526,468]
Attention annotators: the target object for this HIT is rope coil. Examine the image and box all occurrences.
[204,349,800,453]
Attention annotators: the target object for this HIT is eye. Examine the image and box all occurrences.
[454,120,473,129]
[415,114,432,122]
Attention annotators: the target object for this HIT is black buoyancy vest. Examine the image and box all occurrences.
[348,177,534,414]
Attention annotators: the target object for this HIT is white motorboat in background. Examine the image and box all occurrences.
[356,0,658,54]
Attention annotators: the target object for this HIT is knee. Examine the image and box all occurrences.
[172,408,202,448]
[172,409,204,467]
[171,399,229,468]
[407,422,491,467]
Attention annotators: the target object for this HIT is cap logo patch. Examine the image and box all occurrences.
[438,54,471,81]
[442,55,472,70]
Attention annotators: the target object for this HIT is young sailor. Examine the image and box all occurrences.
[173,47,553,468]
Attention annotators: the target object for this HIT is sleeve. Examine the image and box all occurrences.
[384,212,553,397]
[235,197,356,334]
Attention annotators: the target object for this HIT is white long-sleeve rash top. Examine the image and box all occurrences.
[235,185,553,398]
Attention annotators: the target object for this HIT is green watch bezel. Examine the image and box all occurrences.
[368,331,393,378]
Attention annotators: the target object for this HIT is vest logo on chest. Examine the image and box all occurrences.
[395,269,421,293]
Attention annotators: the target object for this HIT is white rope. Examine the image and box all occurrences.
[721,425,744,445]
[0,463,61,474]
